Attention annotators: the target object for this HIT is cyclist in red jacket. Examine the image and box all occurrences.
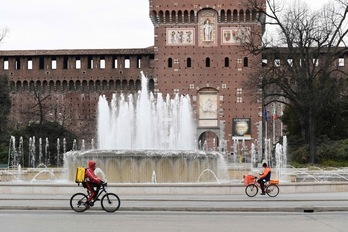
[258,163,271,195]
[85,160,103,205]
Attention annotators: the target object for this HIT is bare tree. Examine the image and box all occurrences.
[20,88,53,126]
[0,27,7,43]
[244,0,348,163]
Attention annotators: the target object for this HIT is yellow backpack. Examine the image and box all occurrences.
[75,167,86,184]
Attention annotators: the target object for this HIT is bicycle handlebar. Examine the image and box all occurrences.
[101,182,107,187]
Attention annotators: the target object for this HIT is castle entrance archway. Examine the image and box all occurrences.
[198,130,219,151]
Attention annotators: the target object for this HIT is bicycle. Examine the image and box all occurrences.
[243,174,280,197]
[70,182,121,212]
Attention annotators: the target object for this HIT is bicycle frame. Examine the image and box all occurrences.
[86,184,107,204]
[70,183,121,212]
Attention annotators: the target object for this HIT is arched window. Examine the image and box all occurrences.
[122,80,128,90]
[62,80,68,92]
[205,57,211,67]
[43,80,48,93]
[165,11,170,23]
[178,10,183,23]
[243,57,248,67]
[246,10,251,22]
[109,80,115,90]
[224,57,229,67]
[239,10,244,22]
[29,81,35,91]
[168,58,173,68]
[23,81,29,91]
[171,11,176,23]
[89,80,94,91]
[184,10,189,23]
[10,81,16,92]
[187,58,192,68]
[233,10,238,22]
[49,80,55,92]
[190,10,195,23]
[252,10,257,21]
[76,80,81,91]
[116,80,122,91]
[96,80,101,91]
[102,80,108,90]
[159,11,164,23]
[16,81,21,92]
[82,80,88,92]
[56,80,61,91]
[136,79,141,91]
[36,81,41,92]
[129,79,135,91]
[227,10,232,22]
[221,10,226,22]
[69,80,75,91]
[148,79,155,92]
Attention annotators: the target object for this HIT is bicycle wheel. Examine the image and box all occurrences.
[245,184,258,197]
[101,193,121,212]
[70,193,89,212]
[266,184,279,197]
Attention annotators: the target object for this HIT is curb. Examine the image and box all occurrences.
[1,205,348,212]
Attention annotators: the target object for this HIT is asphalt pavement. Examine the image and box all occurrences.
[0,192,347,212]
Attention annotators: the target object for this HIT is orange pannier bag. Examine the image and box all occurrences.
[243,174,255,186]
[270,179,279,185]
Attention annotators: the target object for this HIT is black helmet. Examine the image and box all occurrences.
[262,163,267,168]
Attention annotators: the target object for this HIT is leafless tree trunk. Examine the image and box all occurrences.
[0,27,7,42]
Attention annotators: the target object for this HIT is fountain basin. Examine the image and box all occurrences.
[64,150,220,183]
[0,168,64,182]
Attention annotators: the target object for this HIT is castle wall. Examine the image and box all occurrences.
[0,49,155,145]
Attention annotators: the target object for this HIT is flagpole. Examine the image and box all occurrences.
[263,106,268,160]
[273,118,275,145]
[264,107,268,162]
[265,121,267,142]
[273,104,276,145]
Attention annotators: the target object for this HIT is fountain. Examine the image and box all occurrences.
[274,138,287,182]
[65,72,222,183]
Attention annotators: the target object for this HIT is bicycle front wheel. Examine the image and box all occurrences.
[245,184,258,197]
[101,193,121,212]
[70,193,88,212]
[266,184,279,197]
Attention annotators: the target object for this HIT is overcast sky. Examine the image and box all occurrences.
[0,0,331,51]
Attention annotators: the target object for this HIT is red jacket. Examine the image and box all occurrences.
[85,160,101,184]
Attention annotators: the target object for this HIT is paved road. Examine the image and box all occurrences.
[0,192,347,212]
[1,210,347,232]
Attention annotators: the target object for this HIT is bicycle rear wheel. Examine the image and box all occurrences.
[70,193,88,212]
[101,193,121,212]
[245,184,258,197]
[266,184,279,197]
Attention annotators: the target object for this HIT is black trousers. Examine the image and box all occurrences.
[257,178,266,193]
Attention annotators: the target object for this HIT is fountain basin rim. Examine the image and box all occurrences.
[65,149,221,158]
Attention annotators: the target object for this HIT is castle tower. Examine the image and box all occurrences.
[149,0,265,154]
